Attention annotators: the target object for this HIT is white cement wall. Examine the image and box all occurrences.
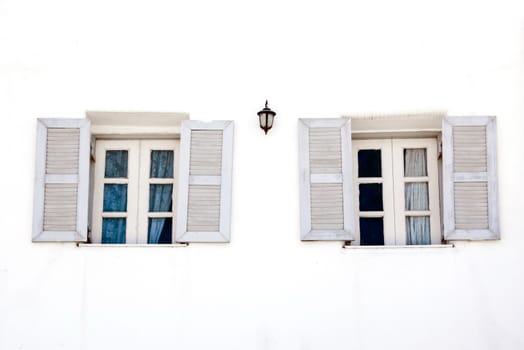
[1,0,524,349]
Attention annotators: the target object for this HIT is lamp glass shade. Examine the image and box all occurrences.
[266,114,274,129]
[259,113,267,128]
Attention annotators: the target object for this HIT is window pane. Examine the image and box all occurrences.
[359,183,383,211]
[105,150,128,178]
[404,149,427,177]
[358,150,381,178]
[102,218,126,244]
[406,216,431,245]
[360,217,384,245]
[405,182,429,210]
[149,184,173,212]
[103,184,127,212]
[150,150,174,178]
[148,218,173,244]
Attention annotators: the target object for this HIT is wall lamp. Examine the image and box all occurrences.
[257,100,277,134]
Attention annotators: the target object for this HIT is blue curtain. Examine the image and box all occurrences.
[148,151,174,244]
[103,184,127,212]
[102,151,129,243]
[105,150,128,178]
[150,150,173,178]
[148,218,173,244]
[102,218,126,244]
[148,185,173,243]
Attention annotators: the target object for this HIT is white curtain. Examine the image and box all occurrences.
[405,183,429,211]
[404,149,427,177]
[404,149,431,244]
[406,217,430,245]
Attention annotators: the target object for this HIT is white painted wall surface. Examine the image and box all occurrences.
[1,0,524,349]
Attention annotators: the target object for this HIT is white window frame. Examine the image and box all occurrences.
[138,140,180,244]
[352,139,394,245]
[91,139,179,244]
[392,138,441,245]
[352,138,441,245]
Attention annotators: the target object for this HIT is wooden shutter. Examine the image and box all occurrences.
[298,119,355,240]
[175,121,234,242]
[442,116,499,240]
[32,118,90,242]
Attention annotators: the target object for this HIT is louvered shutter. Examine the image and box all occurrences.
[298,119,355,240]
[442,116,499,240]
[175,121,234,242]
[32,118,90,242]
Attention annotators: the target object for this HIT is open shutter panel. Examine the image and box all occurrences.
[175,121,234,242]
[32,119,90,242]
[442,116,499,240]
[298,119,355,240]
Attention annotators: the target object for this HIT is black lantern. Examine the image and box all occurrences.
[257,100,276,134]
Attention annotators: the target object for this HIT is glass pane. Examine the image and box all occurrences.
[149,184,173,212]
[359,183,383,211]
[105,150,128,178]
[102,218,126,244]
[358,150,381,178]
[360,217,384,245]
[148,218,173,244]
[267,114,274,128]
[404,149,427,177]
[405,182,429,210]
[150,150,174,178]
[103,184,127,212]
[406,216,431,245]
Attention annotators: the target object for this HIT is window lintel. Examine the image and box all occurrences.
[343,111,445,139]
[87,111,189,136]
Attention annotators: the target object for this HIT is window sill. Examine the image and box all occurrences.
[342,244,454,249]
[76,243,189,248]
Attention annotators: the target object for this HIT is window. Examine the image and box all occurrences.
[298,115,499,244]
[352,138,440,245]
[32,114,234,244]
[91,140,178,244]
